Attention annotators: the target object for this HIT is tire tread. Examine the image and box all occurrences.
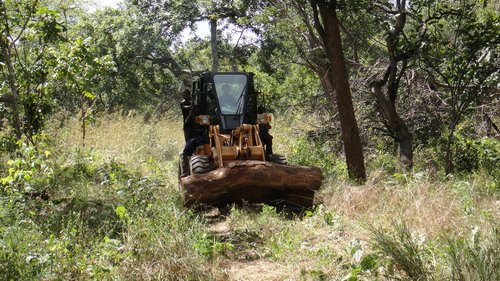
[267,154,288,165]
[190,155,212,174]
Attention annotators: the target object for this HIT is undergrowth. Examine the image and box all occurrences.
[0,115,214,280]
[1,113,498,280]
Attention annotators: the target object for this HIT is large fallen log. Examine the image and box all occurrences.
[179,160,323,208]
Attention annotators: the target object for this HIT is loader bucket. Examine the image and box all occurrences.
[179,161,323,208]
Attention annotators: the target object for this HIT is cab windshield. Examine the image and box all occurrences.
[214,74,247,115]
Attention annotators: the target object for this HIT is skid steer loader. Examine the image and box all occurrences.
[179,71,322,208]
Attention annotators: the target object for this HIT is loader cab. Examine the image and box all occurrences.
[193,72,257,134]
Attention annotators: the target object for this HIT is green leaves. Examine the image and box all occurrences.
[33,5,66,43]
[0,138,53,194]
[0,0,68,139]
[193,232,234,258]
[115,206,130,220]
[51,38,116,103]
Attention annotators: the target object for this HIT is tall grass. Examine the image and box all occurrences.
[367,221,432,280]
[1,112,498,280]
[446,223,499,281]
[0,113,218,280]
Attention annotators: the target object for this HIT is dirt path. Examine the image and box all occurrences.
[208,219,298,281]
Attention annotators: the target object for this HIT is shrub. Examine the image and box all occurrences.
[288,135,345,178]
[452,133,499,175]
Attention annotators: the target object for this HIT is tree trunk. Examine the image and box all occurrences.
[180,160,323,208]
[81,99,86,147]
[370,82,413,168]
[368,0,413,169]
[210,18,219,72]
[0,36,22,139]
[317,5,366,181]
[397,122,413,167]
[444,128,455,175]
[444,113,461,174]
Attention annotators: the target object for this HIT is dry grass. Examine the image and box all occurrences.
[3,112,496,280]
[46,111,184,176]
[319,169,497,238]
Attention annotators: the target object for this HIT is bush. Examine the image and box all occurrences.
[0,131,214,280]
[0,134,17,153]
[1,138,53,197]
[451,132,499,175]
[288,135,345,178]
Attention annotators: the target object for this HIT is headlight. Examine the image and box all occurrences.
[195,115,210,125]
[257,114,269,125]
[201,115,210,125]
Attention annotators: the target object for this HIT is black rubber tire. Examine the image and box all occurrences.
[267,154,288,165]
[190,155,212,174]
[178,153,190,178]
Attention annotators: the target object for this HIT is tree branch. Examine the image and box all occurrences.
[309,0,325,41]
[387,0,406,42]
[338,19,359,63]
[427,74,500,94]
[12,0,40,45]
[135,55,190,76]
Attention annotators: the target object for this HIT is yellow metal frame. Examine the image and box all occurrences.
[204,124,265,168]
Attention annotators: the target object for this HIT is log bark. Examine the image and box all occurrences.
[180,161,323,208]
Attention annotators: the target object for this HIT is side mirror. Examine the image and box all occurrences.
[205,83,214,99]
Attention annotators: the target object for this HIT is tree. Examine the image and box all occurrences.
[69,6,180,112]
[414,0,500,173]
[193,0,262,72]
[126,0,195,78]
[0,0,65,140]
[310,0,366,181]
[258,0,366,180]
[50,38,115,146]
[368,0,414,169]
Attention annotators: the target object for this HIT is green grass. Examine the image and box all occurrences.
[0,112,498,280]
